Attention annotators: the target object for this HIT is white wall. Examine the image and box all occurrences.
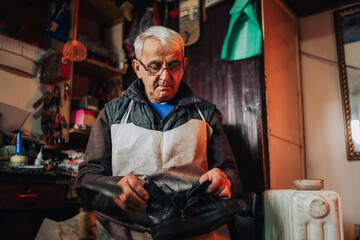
[0,68,47,136]
[300,8,360,233]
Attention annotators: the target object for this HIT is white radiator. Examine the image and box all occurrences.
[264,180,344,240]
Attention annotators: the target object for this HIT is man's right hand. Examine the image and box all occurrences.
[113,173,150,213]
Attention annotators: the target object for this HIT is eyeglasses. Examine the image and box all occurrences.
[137,58,185,76]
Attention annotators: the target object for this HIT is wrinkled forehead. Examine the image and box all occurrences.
[142,37,183,60]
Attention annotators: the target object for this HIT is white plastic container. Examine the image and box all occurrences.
[264,179,344,240]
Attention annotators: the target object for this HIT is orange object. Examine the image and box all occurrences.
[63,0,87,61]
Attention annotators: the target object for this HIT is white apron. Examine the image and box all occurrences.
[110,100,230,239]
[111,100,212,191]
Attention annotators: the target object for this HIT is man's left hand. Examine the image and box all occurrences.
[199,168,231,199]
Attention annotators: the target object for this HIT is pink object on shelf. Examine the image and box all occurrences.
[70,109,97,127]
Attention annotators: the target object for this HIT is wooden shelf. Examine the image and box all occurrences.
[69,128,91,137]
[51,0,125,149]
[74,59,127,79]
[68,128,91,151]
[43,144,65,150]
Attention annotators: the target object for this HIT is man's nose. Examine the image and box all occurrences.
[159,67,171,79]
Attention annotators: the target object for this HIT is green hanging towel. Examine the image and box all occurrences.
[221,0,262,61]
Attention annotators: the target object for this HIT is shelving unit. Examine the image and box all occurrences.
[69,128,91,136]
[47,0,125,148]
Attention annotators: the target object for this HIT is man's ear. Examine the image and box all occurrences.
[183,57,188,70]
[132,59,142,79]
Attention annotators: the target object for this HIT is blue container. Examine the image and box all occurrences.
[15,132,24,155]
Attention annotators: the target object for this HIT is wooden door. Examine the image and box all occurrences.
[262,0,305,189]
[182,0,267,196]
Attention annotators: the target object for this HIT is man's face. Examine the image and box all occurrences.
[132,37,187,104]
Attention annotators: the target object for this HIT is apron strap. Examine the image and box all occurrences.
[120,100,134,124]
[195,104,206,121]
[121,101,205,124]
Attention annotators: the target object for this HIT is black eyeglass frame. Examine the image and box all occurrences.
[137,58,185,76]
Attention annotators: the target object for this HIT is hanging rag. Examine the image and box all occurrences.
[221,0,262,61]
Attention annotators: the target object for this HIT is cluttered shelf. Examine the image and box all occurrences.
[69,127,91,137]
[37,0,128,148]
[66,127,92,152]
[74,58,127,79]
[39,57,127,85]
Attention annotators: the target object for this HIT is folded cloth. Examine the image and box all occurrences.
[221,0,262,61]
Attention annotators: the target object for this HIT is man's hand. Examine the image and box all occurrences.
[199,168,232,199]
[113,173,150,213]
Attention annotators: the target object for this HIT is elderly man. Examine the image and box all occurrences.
[77,26,241,239]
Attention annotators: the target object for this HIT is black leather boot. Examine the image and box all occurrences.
[143,178,245,240]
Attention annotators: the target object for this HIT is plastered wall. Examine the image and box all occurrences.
[0,68,48,136]
[300,8,360,236]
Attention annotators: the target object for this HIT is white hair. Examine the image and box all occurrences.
[134,26,185,59]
